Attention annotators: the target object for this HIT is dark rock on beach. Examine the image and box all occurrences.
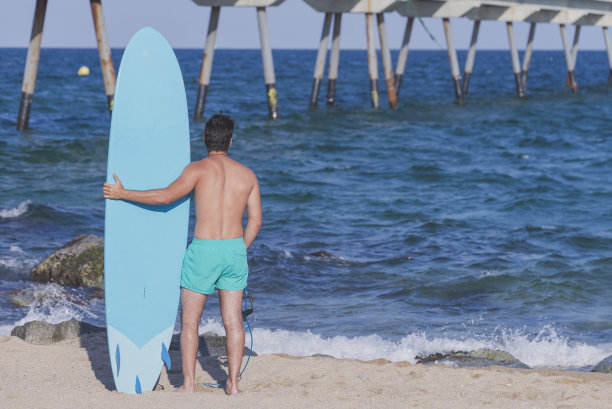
[169,332,256,357]
[593,355,612,373]
[30,234,104,289]
[417,349,529,369]
[11,320,105,344]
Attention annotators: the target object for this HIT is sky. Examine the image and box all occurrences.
[0,0,607,51]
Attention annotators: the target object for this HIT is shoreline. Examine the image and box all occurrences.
[2,334,611,408]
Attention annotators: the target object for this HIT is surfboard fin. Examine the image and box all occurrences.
[115,344,121,376]
[135,376,142,394]
[161,342,171,370]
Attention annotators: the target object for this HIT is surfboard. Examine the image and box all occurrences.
[104,27,190,394]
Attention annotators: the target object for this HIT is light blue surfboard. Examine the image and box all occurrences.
[104,27,190,394]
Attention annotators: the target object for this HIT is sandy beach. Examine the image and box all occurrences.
[1,334,610,409]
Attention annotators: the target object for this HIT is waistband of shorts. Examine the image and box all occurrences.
[189,237,245,248]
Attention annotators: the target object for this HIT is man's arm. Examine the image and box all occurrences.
[243,176,262,250]
[103,163,199,205]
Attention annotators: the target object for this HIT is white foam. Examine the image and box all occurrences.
[0,200,32,219]
[499,325,612,369]
[478,270,505,279]
[281,250,293,259]
[0,283,99,336]
[192,319,612,369]
[0,247,40,275]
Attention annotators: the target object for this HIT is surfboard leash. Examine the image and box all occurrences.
[202,288,253,388]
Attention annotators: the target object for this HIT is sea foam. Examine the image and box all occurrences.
[0,200,32,219]
[196,318,612,370]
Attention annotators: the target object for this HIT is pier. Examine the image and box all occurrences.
[13,0,612,128]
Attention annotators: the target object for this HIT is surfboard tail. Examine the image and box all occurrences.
[107,324,174,394]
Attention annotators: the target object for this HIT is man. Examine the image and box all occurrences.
[103,113,262,395]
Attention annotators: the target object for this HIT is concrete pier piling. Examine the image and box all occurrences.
[309,12,332,107]
[90,0,115,113]
[506,21,525,97]
[194,6,220,120]
[569,25,580,88]
[442,18,463,104]
[394,16,414,96]
[376,13,398,108]
[326,13,342,105]
[560,24,578,92]
[603,27,612,84]
[365,13,380,108]
[462,19,480,96]
[16,0,48,130]
[521,23,536,93]
[257,7,279,119]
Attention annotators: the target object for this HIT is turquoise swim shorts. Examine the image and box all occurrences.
[180,237,248,294]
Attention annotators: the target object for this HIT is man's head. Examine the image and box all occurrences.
[204,112,234,152]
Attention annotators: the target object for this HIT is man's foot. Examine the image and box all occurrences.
[175,384,195,394]
[225,380,241,395]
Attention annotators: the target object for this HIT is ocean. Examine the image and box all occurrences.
[1,47,611,370]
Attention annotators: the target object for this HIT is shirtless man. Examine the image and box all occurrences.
[103,113,262,395]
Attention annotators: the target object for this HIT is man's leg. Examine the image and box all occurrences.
[177,287,207,393]
[219,289,244,395]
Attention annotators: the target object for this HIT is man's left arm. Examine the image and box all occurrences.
[103,163,198,205]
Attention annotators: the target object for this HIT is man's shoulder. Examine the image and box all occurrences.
[229,158,257,178]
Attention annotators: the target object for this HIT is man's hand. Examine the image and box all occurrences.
[103,173,125,200]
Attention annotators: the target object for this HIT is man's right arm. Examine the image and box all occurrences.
[243,176,262,250]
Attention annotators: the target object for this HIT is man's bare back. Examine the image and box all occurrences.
[190,154,259,244]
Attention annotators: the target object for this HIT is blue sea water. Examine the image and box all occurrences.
[1,47,611,369]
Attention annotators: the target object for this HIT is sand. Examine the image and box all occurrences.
[1,335,611,409]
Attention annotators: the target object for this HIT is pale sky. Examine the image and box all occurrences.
[0,0,607,50]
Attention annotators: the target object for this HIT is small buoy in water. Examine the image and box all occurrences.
[77,66,90,76]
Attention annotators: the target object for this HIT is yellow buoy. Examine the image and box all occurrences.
[77,66,90,76]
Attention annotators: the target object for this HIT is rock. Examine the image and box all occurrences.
[311,354,334,359]
[3,284,87,308]
[4,288,36,307]
[306,250,334,258]
[169,332,256,357]
[593,355,612,373]
[10,320,104,344]
[416,349,529,369]
[87,290,105,300]
[30,234,104,289]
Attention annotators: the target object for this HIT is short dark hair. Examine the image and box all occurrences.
[204,112,234,152]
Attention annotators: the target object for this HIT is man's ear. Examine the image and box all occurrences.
[229,138,233,148]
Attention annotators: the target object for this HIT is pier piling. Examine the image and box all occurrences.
[569,25,580,88]
[521,23,536,93]
[326,13,342,105]
[365,13,380,108]
[376,13,398,108]
[604,27,612,84]
[394,17,414,96]
[560,24,578,92]
[506,21,525,97]
[309,12,332,107]
[442,18,463,104]
[90,0,115,113]
[257,7,279,119]
[16,0,48,130]
[194,6,220,120]
[462,19,480,96]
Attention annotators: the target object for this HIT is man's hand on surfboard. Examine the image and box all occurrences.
[103,173,125,200]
